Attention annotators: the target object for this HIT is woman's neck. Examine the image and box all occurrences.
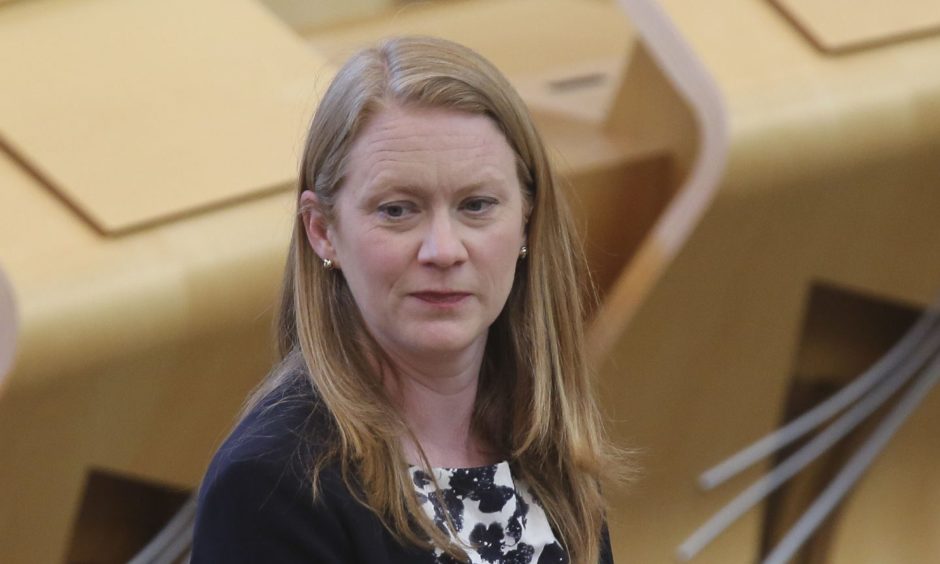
[382,341,498,469]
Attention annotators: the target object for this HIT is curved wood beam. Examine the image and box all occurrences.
[588,0,729,361]
[0,264,15,384]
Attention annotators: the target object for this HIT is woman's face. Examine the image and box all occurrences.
[303,105,527,362]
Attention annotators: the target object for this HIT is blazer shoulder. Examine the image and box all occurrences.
[191,377,357,563]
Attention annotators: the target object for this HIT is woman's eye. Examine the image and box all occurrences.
[462,198,497,214]
[377,202,415,220]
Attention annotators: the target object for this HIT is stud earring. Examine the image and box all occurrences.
[322,258,334,270]
[519,245,528,260]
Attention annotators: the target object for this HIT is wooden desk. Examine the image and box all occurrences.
[590,0,940,561]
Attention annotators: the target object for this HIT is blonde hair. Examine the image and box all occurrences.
[255,36,620,563]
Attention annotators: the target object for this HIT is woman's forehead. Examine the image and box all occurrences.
[353,106,509,154]
[344,106,518,191]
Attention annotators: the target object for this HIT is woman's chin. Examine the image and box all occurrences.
[396,327,487,361]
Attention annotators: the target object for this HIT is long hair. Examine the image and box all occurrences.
[253,36,620,564]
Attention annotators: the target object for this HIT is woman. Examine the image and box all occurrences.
[192,36,620,564]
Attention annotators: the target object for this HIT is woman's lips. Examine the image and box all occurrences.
[410,291,471,304]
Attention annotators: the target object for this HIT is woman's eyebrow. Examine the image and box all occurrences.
[373,184,427,199]
[420,180,511,200]
[453,181,508,197]
[370,176,508,196]
[358,184,427,209]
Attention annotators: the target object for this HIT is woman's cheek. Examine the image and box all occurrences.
[358,234,413,279]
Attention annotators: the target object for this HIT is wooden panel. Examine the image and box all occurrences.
[595,0,940,561]
[307,0,634,78]
[0,266,14,384]
[0,0,329,234]
[772,0,940,52]
[258,0,394,32]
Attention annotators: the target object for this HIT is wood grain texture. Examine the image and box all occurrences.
[596,0,940,562]
[772,0,940,53]
[0,0,329,234]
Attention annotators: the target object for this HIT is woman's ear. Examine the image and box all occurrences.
[300,190,337,266]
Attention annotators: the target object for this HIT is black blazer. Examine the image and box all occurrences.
[191,376,613,563]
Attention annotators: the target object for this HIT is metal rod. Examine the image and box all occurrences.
[127,495,197,564]
[699,307,939,490]
[677,324,940,560]
[762,350,940,564]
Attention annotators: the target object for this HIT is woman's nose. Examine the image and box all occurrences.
[417,213,468,267]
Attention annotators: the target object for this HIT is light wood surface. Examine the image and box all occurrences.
[0,0,330,560]
[258,0,394,32]
[306,0,634,78]
[0,0,329,234]
[0,142,294,563]
[773,0,940,53]
[0,266,14,381]
[592,0,940,562]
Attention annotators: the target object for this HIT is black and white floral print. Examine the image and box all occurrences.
[410,462,568,564]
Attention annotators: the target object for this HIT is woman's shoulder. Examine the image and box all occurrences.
[200,370,336,499]
[229,374,325,453]
[191,373,362,562]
